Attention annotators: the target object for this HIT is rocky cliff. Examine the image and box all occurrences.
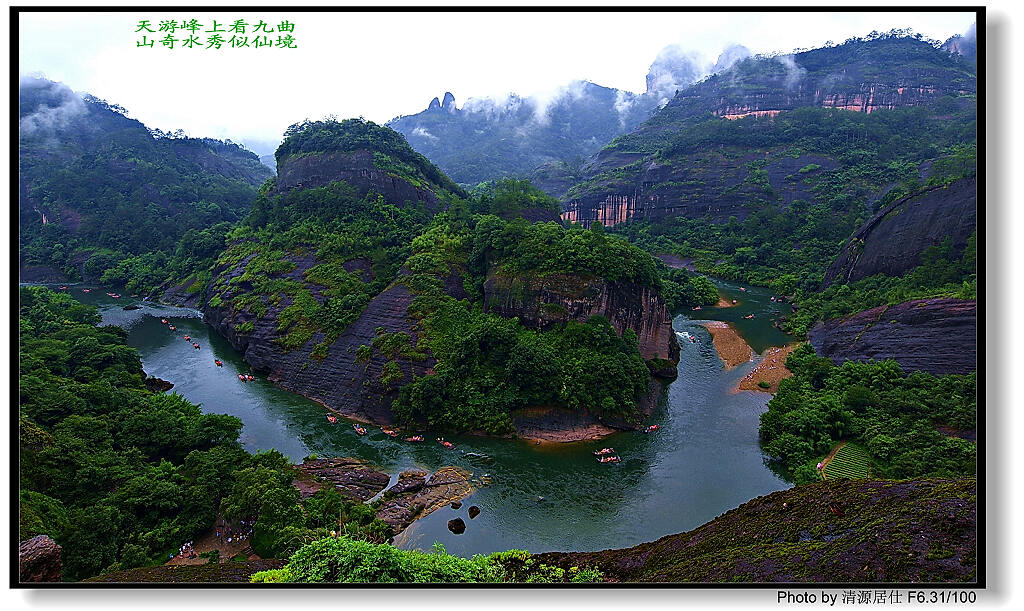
[808,298,976,375]
[274,149,443,207]
[205,254,466,424]
[564,35,976,229]
[537,477,977,583]
[821,178,977,288]
[483,273,678,365]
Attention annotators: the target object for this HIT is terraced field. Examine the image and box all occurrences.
[823,443,873,479]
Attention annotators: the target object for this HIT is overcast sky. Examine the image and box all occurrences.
[18,9,976,152]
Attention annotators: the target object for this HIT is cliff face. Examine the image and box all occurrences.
[205,255,466,424]
[537,477,977,583]
[275,150,441,207]
[564,36,976,229]
[563,151,837,227]
[483,273,679,365]
[808,298,976,375]
[821,178,976,288]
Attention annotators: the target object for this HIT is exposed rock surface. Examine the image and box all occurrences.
[808,298,976,375]
[292,458,390,502]
[144,376,174,393]
[19,535,62,583]
[274,149,443,207]
[821,178,977,288]
[447,518,466,534]
[156,276,206,308]
[83,559,286,583]
[513,378,664,441]
[375,466,475,532]
[536,477,977,583]
[204,257,459,424]
[483,273,679,364]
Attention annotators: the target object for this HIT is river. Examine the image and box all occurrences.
[51,280,793,557]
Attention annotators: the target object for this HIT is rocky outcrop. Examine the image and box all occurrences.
[19,535,62,583]
[274,149,443,207]
[293,458,391,502]
[512,378,664,440]
[205,258,453,424]
[375,467,475,532]
[821,178,976,288]
[563,152,838,228]
[808,298,976,375]
[536,477,977,583]
[483,273,679,364]
[156,275,206,308]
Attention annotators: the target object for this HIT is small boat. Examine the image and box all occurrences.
[690,336,696,343]
[770,296,776,302]
[692,306,702,311]
[643,424,659,434]
[82,289,91,293]
[437,438,454,449]
[597,455,621,464]
[245,374,254,381]
[193,343,200,349]
[353,424,367,436]
[743,314,754,319]
[161,319,168,324]
[326,414,337,424]
[731,299,738,304]
[593,448,616,456]
[381,428,400,438]
[214,360,223,367]
[59,286,67,290]
[169,326,176,331]
[111,294,120,299]
[238,374,246,381]
[740,287,746,292]
[183,335,191,341]
[405,435,424,443]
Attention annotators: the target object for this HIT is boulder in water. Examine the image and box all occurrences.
[447,518,466,534]
[468,505,481,519]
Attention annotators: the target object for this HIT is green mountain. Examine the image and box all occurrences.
[18,77,274,292]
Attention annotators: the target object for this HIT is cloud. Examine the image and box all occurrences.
[645,44,704,105]
[19,76,88,136]
[411,126,438,142]
[775,54,807,90]
[712,44,752,74]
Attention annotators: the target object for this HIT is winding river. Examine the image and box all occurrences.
[53,280,793,557]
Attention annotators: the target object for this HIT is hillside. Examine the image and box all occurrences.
[538,477,976,583]
[191,119,680,438]
[567,34,975,300]
[18,78,273,292]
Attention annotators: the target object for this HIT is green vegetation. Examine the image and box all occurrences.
[250,538,603,584]
[276,118,463,196]
[18,286,386,581]
[390,211,659,434]
[19,79,271,295]
[823,443,873,480]
[784,234,976,335]
[759,344,976,484]
[467,177,560,216]
[606,103,976,300]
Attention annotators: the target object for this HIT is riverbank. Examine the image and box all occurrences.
[701,321,753,368]
[735,344,799,393]
[512,406,620,443]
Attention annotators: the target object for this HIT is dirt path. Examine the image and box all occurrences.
[735,344,799,393]
[164,517,257,566]
[819,441,848,480]
[701,321,753,368]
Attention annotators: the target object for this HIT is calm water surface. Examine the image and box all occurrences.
[56,280,793,556]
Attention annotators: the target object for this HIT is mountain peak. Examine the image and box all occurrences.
[441,91,456,113]
[427,96,441,111]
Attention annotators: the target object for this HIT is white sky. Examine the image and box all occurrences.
[17,8,976,151]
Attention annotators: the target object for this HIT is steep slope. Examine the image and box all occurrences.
[565,34,976,231]
[200,120,676,436]
[808,298,976,375]
[18,78,273,290]
[821,177,976,287]
[537,477,976,583]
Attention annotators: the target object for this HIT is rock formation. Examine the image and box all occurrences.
[483,273,678,364]
[19,535,62,583]
[293,458,391,502]
[375,467,475,532]
[821,178,976,288]
[808,298,976,375]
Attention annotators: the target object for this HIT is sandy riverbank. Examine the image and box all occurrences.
[735,344,799,393]
[701,321,753,368]
[716,297,736,308]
